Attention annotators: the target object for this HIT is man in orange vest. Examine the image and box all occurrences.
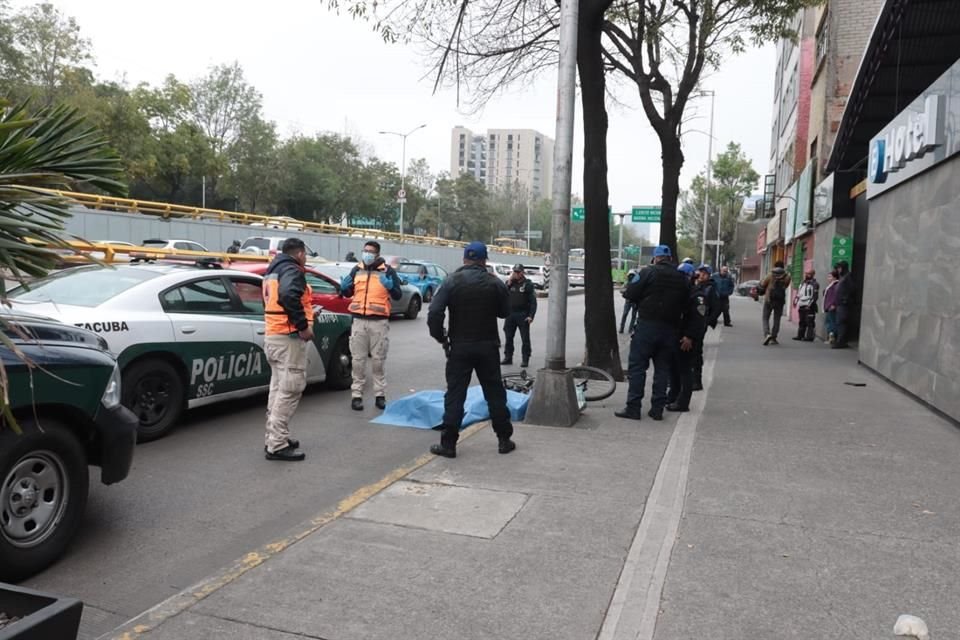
[340,240,403,411]
[262,238,314,461]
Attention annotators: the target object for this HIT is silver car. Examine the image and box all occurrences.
[312,262,424,319]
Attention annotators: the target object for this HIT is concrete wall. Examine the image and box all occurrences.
[859,158,960,422]
[62,206,545,273]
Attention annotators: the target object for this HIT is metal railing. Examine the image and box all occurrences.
[41,189,545,257]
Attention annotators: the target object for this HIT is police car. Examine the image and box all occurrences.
[7,263,353,442]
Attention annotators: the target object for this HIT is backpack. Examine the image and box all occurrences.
[769,277,787,306]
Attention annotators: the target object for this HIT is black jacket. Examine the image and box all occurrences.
[623,262,691,326]
[680,287,708,341]
[428,264,509,344]
[265,253,309,332]
[696,280,720,329]
[507,277,537,317]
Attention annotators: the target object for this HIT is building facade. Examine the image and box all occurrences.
[449,127,554,199]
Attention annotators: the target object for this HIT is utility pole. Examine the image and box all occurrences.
[379,124,426,240]
[614,213,628,268]
[715,204,722,267]
[700,90,715,264]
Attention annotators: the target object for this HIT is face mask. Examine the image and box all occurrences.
[361,252,376,266]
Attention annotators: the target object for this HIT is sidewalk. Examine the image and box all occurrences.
[104,297,960,640]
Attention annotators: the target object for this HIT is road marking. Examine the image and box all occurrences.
[597,329,720,640]
[102,421,489,640]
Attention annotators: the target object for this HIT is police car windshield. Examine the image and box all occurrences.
[9,268,161,307]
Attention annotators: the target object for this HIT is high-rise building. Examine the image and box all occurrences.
[450,127,554,199]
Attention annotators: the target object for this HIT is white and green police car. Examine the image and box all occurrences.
[8,263,352,442]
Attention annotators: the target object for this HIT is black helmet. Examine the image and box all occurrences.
[513,264,524,272]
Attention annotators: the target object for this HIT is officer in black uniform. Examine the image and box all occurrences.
[501,264,538,367]
[666,262,707,412]
[427,241,516,458]
[692,265,719,391]
[615,245,690,421]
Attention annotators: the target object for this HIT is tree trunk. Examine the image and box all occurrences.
[578,16,624,380]
[658,132,684,258]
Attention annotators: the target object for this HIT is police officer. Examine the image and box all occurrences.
[340,240,403,411]
[692,265,719,391]
[427,241,516,458]
[616,245,690,421]
[262,238,313,461]
[501,264,537,367]
[666,263,706,412]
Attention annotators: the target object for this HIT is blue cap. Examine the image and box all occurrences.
[697,264,713,275]
[653,245,672,257]
[464,241,488,261]
[678,263,695,275]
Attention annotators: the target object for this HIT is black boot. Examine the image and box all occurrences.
[498,438,516,454]
[520,359,529,368]
[375,396,386,410]
[430,443,456,458]
[265,444,305,461]
[351,397,363,411]
[615,408,643,420]
[501,356,513,365]
[647,407,664,421]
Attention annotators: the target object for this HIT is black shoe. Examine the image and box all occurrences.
[763,334,773,345]
[351,397,363,411]
[520,360,529,368]
[692,382,703,391]
[647,408,664,421]
[501,357,512,365]
[792,336,803,341]
[803,337,815,342]
[430,443,457,458]
[771,337,779,345]
[615,408,643,421]
[724,323,733,327]
[265,445,305,461]
[263,438,299,454]
[498,438,516,454]
[666,403,689,412]
[375,396,386,410]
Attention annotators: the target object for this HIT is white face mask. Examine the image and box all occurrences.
[361,252,376,266]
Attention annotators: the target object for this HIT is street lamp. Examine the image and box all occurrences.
[699,90,715,265]
[378,124,427,240]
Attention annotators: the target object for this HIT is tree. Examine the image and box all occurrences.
[225,115,280,212]
[601,0,816,255]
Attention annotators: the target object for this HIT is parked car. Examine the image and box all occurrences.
[394,261,448,302]
[249,216,305,231]
[737,279,760,297]
[0,311,138,581]
[313,262,424,320]
[140,239,209,253]
[568,266,585,287]
[7,264,353,442]
[231,262,351,314]
[523,265,549,290]
[239,236,320,259]
[486,262,513,284]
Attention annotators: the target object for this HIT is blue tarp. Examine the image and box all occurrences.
[371,385,529,430]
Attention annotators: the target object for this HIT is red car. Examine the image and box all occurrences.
[231,262,352,314]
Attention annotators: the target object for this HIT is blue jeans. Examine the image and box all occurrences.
[825,310,837,337]
[626,320,678,412]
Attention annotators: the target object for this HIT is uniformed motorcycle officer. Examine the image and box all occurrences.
[501,264,537,368]
[262,238,313,461]
[666,262,707,412]
[427,241,516,458]
[615,245,690,421]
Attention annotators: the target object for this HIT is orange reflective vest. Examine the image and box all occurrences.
[263,273,314,336]
[349,265,392,317]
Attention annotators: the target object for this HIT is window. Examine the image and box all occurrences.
[161,278,236,314]
[815,17,829,68]
[241,238,270,251]
[306,273,337,295]
[8,266,161,307]
[228,278,266,314]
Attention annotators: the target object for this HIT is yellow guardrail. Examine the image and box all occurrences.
[29,239,281,266]
[40,189,545,258]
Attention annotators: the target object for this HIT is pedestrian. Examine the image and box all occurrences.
[792,269,820,342]
[344,251,357,262]
[501,264,537,367]
[823,271,839,344]
[615,245,690,421]
[339,241,403,411]
[262,238,313,461]
[619,268,640,334]
[427,241,515,458]
[712,265,735,326]
[666,262,706,412]
[692,265,719,390]
[226,240,241,254]
[758,260,792,345]
[831,260,855,349]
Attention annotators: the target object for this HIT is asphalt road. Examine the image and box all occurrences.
[23,292,592,640]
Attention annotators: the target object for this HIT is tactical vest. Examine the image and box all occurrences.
[349,265,392,318]
[447,267,502,343]
[635,264,690,326]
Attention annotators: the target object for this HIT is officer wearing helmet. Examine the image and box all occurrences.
[501,264,537,368]
[666,262,706,412]
[691,264,719,390]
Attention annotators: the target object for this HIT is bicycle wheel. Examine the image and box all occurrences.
[568,365,617,401]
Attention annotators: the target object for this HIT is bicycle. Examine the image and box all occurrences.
[502,365,617,404]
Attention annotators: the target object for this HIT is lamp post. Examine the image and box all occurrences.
[700,90,715,265]
[379,124,427,240]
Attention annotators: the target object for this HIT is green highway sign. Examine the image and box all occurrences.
[571,206,612,222]
[631,206,661,223]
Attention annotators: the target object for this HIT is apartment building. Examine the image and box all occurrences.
[450,127,554,199]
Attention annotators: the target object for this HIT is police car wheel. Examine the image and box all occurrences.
[0,418,89,582]
[326,336,352,391]
[123,359,185,443]
[405,295,421,320]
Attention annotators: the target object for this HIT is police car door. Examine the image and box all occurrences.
[158,275,261,403]
[223,275,326,385]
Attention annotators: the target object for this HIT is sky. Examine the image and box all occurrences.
[15,0,776,236]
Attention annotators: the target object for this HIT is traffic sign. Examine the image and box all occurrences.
[704,240,725,246]
[396,197,407,204]
[397,189,406,199]
[631,206,661,223]
[571,206,611,222]
[831,235,852,265]
[525,230,543,239]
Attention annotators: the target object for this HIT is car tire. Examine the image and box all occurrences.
[325,336,352,390]
[405,295,422,320]
[0,418,89,582]
[423,287,434,303]
[122,359,185,443]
